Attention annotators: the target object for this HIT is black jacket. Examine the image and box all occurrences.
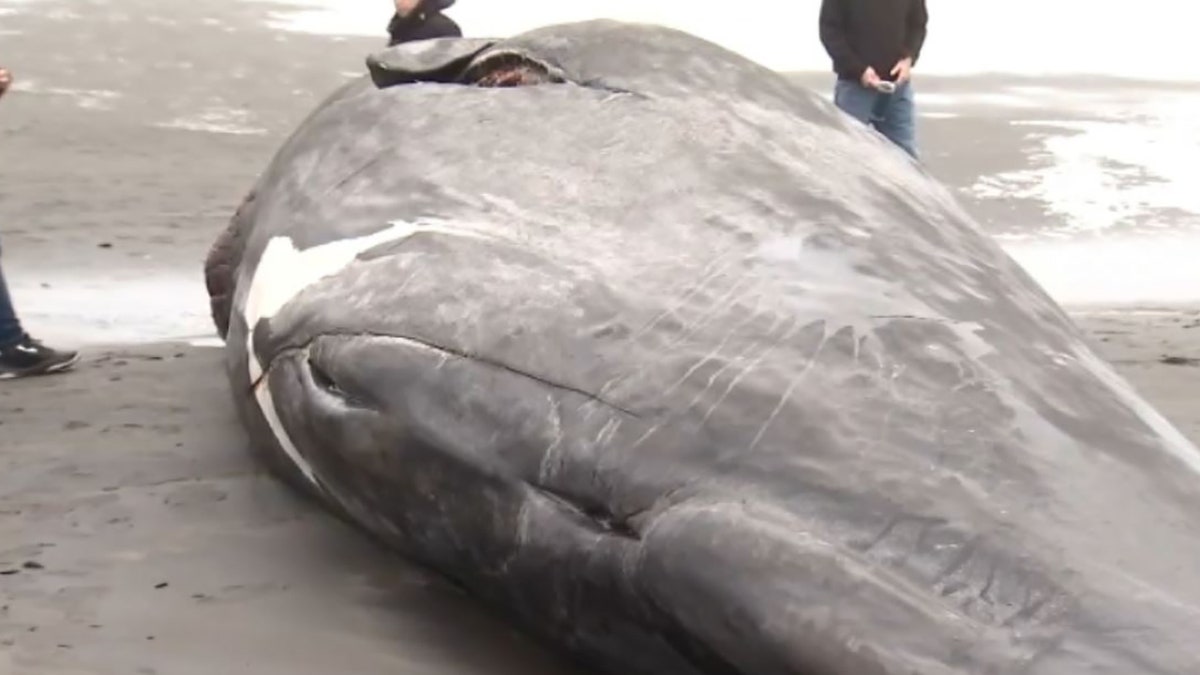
[387,0,462,46]
[819,0,928,82]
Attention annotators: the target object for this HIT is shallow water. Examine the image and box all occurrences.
[8,274,215,345]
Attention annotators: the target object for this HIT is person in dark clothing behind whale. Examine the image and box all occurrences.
[819,0,928,159]
[387,0,463,46]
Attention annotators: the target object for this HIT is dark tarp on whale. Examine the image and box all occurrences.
[204,19,1200,675]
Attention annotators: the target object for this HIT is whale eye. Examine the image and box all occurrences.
[306,353,377,410]
[308,356,350,400]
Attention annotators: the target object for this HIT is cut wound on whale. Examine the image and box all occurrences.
[460,52,563,88]
[367,42,565,89]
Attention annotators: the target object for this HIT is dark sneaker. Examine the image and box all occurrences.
[0,334,80,380]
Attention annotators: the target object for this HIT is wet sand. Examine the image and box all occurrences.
[2,0,1198,672]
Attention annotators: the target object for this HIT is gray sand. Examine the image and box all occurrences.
[2,0,1198,672]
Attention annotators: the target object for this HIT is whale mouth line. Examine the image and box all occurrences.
[257,331,640,417]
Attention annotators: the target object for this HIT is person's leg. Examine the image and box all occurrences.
[832,78,881,126]
[875,80,919,159]
[0,259,24,348]
[0,240,80,379]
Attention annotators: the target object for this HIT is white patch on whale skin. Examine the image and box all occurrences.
[242,218,495,487]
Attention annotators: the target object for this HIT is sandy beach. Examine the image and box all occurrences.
[2,0,1198,673]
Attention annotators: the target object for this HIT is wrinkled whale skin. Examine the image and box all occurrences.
[205,19,1200,675]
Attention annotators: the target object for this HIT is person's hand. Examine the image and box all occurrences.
[859,66,882,89]
[0,68,12,99]
[393,0,422,17]
[891,57,913,84]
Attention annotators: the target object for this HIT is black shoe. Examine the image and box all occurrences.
[0,334,80,380]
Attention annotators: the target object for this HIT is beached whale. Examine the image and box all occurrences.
[204,19,1200,675]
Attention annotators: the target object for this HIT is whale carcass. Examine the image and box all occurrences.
[204,19,1200,675]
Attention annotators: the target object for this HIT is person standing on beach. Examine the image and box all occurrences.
[818,0,928,158]
[387,0,462,46]
[0,67,80,379]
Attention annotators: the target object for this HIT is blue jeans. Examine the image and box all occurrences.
[833,78,918,159]
[0,240,25,348]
